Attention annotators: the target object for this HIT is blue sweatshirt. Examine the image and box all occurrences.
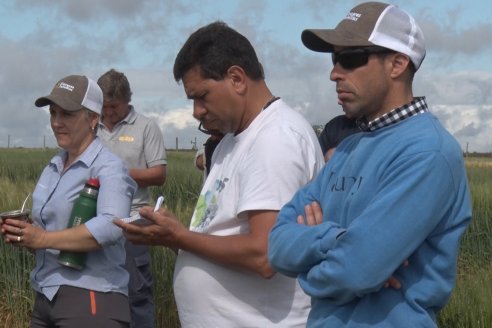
[268,112,471,328]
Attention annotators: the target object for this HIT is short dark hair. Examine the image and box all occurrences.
[97,69,132,103]
[173,21,264,82]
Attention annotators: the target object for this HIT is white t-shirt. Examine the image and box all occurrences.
[174,99,324,327]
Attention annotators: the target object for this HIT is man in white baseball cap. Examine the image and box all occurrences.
[269,2,471,327]
[301,1,426,70]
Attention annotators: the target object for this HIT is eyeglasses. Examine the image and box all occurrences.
[331,47,394,70]
[198,122,222,136]
[198,122,212,134]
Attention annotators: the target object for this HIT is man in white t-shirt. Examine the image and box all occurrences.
[115,21,324,327]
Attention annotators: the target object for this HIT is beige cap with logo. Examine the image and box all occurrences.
[35,75,103,114]
[302,1,426,70]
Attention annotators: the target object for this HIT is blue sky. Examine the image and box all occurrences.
[1,0,491,152]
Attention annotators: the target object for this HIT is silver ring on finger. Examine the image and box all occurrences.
[17,236,21,242]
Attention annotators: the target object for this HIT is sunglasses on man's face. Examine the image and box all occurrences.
[331,47,394,70]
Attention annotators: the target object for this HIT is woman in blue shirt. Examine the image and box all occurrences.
[1,75,136,328]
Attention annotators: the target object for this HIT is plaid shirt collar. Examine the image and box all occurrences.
[357,97,428,132]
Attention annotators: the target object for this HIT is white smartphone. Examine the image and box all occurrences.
[120,196,165,226]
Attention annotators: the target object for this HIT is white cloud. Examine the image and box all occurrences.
[1,0,492,152]
[433,105,492,153]
[150,107,196,130]
[143,107,209,151]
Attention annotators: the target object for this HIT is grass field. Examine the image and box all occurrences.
[0,148,491,327]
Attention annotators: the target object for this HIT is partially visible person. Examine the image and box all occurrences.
[318,114,360,161]
[201,130,224,176]
[193,148,205,171]
[115,21,325,327]
[193,123,224,179]
[97,69,167,328]
[1,75,136,328]
[269,2,472,327]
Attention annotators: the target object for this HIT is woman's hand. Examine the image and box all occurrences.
[1,218,46,249]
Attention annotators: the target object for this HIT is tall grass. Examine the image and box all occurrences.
[0,148,491,327]
[0,148,56,212]
[0,148,55,328]
[149,150,202,327]
[0,148,201,328]
[437,165,492,327]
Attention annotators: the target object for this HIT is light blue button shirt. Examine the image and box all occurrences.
[30,138,136,300]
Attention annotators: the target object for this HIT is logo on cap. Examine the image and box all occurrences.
[58,82,75,92]
[346,12,361,22]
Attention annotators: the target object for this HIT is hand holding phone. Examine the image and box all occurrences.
[120,196,165,226]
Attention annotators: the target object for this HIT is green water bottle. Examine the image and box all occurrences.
[58,178,100,270]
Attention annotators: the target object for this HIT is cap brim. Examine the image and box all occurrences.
[302,29,336,52]
[302,29,374,52]
[35,95,84,111]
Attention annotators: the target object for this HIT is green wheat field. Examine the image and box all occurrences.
[1,148,491,328]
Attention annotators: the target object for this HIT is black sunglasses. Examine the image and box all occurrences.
[332,47,394,70]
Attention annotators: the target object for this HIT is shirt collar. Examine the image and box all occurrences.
[50,138,103,173]
[123,105,137,124]
[98,105,136,129]
[357,97,428,132]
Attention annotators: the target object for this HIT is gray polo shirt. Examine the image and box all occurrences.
[98,106,167,209]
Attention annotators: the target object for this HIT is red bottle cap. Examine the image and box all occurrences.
[86,178,100,189]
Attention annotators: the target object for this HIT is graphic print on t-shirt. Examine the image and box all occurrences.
[191,177,229,232]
